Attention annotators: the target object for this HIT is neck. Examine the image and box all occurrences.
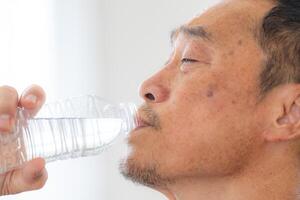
[158,143,300,200]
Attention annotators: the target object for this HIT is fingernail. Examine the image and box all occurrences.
[0,114,10,130]
[25,94,37,104]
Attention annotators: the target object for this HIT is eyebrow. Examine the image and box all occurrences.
[170,25,213,45]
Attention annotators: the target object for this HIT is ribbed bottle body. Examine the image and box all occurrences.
[23,117,123,162]
[0,95,137,174]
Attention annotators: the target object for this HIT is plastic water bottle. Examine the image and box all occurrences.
[0,95,137,174]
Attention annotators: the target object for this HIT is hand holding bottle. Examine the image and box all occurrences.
[0,85,47,196]
[0,84,137,196]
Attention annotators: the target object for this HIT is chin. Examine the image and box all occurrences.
[119,154,170,188]
[120,140,163,185]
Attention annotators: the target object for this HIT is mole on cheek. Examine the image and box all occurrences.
[228,50,235,56]
[206,89,214,98]
[205,84,218,98]
[238,40,243,46]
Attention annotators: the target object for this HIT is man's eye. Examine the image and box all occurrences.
[181,58,198,64]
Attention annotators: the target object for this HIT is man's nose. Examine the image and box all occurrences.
[139,77,170,103]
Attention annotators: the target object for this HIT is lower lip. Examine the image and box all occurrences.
[129,125,152,135]
[132,125,151,131]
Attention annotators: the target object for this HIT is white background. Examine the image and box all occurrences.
[0,0,219,199]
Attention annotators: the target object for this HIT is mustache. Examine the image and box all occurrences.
[137,104,161,130]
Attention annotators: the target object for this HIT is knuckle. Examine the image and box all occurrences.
[0,85,18,93]
[0,102,17,117]
[0,86,18,102]
[0,86,18,110]
[0,86,18,95]
[0,171,15,195]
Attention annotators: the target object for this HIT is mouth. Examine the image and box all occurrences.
[133,115,153,131]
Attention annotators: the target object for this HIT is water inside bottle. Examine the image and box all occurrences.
[24,117,123,161]
[0,117,124,174]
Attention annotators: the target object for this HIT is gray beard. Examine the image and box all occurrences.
[119,158,173,188]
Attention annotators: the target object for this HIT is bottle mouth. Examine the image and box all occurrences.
[119,103,138,134]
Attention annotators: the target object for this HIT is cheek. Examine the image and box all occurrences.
[157,79,258,176]
[159,110,257,177]
[166,78,226,133]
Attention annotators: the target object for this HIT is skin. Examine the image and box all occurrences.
[1,0,300,199]
[123,0,300,199]
[0,85,47,195]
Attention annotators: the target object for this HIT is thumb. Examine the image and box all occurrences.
[1,158,48,195]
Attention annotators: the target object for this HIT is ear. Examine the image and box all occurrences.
[263,84,300,142]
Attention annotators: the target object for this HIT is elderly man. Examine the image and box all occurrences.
[0,0,299,199]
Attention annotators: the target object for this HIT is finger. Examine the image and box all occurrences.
[0,86,18,133]
[1,158,48,195]
[19,85,46,117]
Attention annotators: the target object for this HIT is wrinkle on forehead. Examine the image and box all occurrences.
[185,0,272,47]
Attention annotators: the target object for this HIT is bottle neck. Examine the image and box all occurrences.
[118,103,138,134]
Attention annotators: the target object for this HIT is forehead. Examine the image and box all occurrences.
[177,0,274,47]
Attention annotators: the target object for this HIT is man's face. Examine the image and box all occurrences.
[121,0,275,186]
